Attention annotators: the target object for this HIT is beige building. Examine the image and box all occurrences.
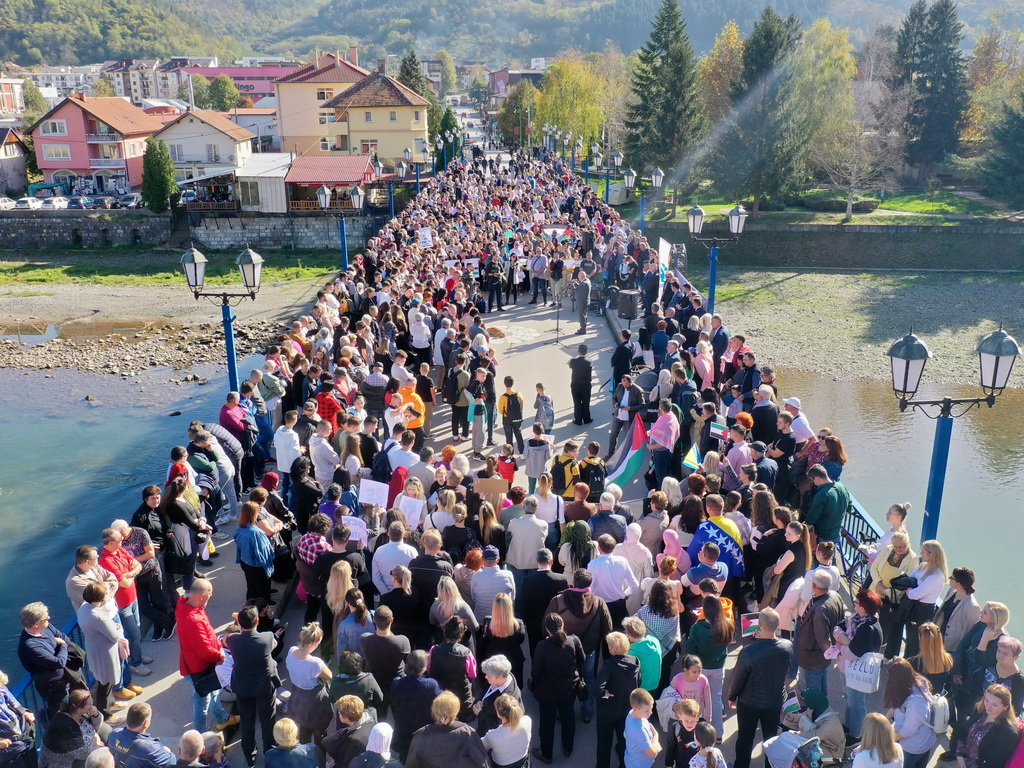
[274,51,369,157]
[153,109,254,181]
[321,63,431,163]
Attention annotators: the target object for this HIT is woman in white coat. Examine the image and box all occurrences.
[76,582,126,719]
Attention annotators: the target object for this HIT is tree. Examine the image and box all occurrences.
[141,138,178,213]
[960,14,1024,148]
[890,0,927,91]
[237,95,255,108]
[624,0,705,191]
[468,73,489,105]
[711,7,802,216]
[697,21,744,127]
[436,106,460,170]
[22,79,47,113]
[91,77,115,97]
[436,49,457,96]
[535,50,606,150]
[177,74,211,109]
[976,92,1024,205]
[496,81,539,146]
[208,74,240,112]
[397,48,432,97]
[590,42,634,158]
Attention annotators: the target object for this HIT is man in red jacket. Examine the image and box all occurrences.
[175,579,235,731]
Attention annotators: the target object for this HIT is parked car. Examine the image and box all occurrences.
[179,189,198,203]
[117,193,144,209]
[15,197,42,209]
[0,197,15,210]
[92,196,116,209]
[67,197,95,209]
[41,196,69,209]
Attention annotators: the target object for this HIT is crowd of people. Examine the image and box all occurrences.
[4,144,1023,768]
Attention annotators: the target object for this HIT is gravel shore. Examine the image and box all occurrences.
[2,268,1022,388]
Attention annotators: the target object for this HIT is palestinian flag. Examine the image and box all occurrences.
[606,414,649,487]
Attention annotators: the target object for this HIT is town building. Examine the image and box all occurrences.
[0,128,28,193]
[0,79,25,114]
[27,95,165,194]
[488,68,545,100]
[320,61,431,161]
[23,66,103,97]
[181,64,299,102]
[274,50,369,157]
[153,108,254,181]
[235,152,292,213]
[219,107,278,151]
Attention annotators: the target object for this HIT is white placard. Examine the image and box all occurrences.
[358,479,390,508]
[418,227,434,249]
[338,515,369,548]
[398,496,426,530]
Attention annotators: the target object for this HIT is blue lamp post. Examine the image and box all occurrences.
[437,137,445,170]
[887,328,1020,544]
[622,167,640,230]
[591,150,602,188]
[418,147,429,194]
[180,244,263,393]
[686,202,746,314]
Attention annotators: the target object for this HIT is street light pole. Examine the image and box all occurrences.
[887,328,1020,543]
[180,244,264,393]
[686,202,748,314]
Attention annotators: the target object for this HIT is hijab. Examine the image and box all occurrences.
[367,723,393,761]
[614,523,654,580]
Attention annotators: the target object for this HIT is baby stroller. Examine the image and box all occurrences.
[764,734,823,768]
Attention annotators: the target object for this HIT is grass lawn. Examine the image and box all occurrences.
[0,247,340,286]
[876,190,998,215]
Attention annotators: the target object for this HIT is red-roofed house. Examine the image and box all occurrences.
[320,61,430,162]
[274,51,369,157]
[153,108,255,179]
[284,154,373,210]
[27,95,165,194]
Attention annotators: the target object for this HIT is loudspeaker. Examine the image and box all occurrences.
[618,289,641,321]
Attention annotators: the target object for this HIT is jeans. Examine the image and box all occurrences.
[118,601,143,667]
[734,702,781,768]
[538,697,576,758]
[192,683,229,730]
[136,567,174,637]
[705,666,725,736]
[451,405,469,439]
[279,474,291,508]
[508,566,533,611]
[845,684,867,738]
[504,420,524,453]
[528,477,538,494]
[800,666,828,698]
[220,470,240,518]
[904,752,930,768]
[531,277,548,303]
[652,448,672,487]
[581,650,598,720]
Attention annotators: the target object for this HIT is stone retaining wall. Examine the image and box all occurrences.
[0,212,169,248]
[191,214,376,251]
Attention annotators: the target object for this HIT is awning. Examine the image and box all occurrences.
[284,155,373,186]
[177,167,236,187]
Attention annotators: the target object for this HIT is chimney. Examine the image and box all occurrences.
[350,46,359,68]
[377,59,386,75]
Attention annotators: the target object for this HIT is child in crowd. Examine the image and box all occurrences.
[523,423,554,495]
[690,722,726,768]
[534,383,555,433]
[624,688,660,768]
[497,444,518,484]
[664,699,701,768]
[668,656,713,726]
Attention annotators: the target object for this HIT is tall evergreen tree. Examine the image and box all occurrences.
[890,0,927,90]
[141,138,178,214]
[623,0,705,187]
[977,92,1024,205]
[712,7,802,216]
[397,48,443,145]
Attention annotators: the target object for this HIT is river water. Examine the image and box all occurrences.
[0,360,1021,674]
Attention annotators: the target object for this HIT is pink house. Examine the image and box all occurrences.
[27,95,166,194]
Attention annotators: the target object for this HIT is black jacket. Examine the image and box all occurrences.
[568,356,593,386]
[960,716,1020,768]
[391,675,443,756]
[596,654,641,713]
[225,630,278,698]
[474,676,522,735]
[531,634,584,702]
[728,637,793,709]
[202,422,243,462]
[521,570,567,642]
[611,342,633,384]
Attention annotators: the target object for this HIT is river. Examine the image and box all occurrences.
[0,360,1021,675]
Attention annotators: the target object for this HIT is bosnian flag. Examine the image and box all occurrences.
[606,414,649,487]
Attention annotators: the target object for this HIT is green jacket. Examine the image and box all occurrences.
[630,636,663,691]
[804,481,850,541]
[686,619,728,670]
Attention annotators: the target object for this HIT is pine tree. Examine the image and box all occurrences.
[978,92,1024,205]
[141,138,178,213]
[623,0,705,190]
[890,0,927,91]
[397,49,432,98]
[436,106,460,170]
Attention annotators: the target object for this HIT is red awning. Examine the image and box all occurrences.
[285,155,374,186]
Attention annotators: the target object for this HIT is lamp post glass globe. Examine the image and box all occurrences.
[316,184,332,211]
[886,331,932,400]
[436,138,443,150]
[612,151,624,168]
[687,204,705,235]
[651,168,665,189]
[235,247,264,293]
[593,151,603,168]
[180,245,208,293]
[403,147,412,162]
[623,167,637,190]
[728,203,748,235]
[372,159,383,178]
[350,186,365,210]
[591,142,600,156]
[977,328,1021,395]
[397,161,408,180]
[420,147,430,164]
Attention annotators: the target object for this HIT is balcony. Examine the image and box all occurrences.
[86,133,121,143]
[89,157,126,169]
[289,199,356,211]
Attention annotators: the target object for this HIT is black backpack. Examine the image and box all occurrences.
[551,456,574,495]
[504,391,523,422]
[441,368,462,405]
[579,458,606,497]
[370,442,396,483]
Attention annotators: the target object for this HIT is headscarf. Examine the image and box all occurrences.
[802,688,829,719]
[260,472,279,491]
[653,369,673,401]
[563,521,594,571]
[366,723,393,761]
[614,523,654,580]
[656,528,690,576]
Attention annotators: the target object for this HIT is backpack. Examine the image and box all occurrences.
[371,442,396,484]
[503,391,523,422]
[441,368,462,405]
[550,456,574,496]
[926,690,951,734]
[579,458,606,497]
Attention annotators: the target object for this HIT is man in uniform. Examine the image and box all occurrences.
[568,345,593,426]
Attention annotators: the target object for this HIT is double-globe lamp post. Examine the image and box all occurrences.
[180,244,264,393]
[316,183,365,272]
[605,151,623,204]
[887,327,1020,544]
[404,147,429,195]
[372,159,395,220]
[622,166,664,237]
[686,202,748,314]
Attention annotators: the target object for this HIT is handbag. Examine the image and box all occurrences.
[845,651,884,693]
[190,664,222,697]
[890,574,919,592]
[575,677,589,702]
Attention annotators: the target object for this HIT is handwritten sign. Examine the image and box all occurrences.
[359,479,390,508]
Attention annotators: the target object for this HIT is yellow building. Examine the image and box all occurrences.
[274,51,369,157]
[321,63,431,163]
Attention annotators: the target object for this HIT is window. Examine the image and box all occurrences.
[364,111,372,123]
[168,144,184,161]
[316,89,334,101]
[318,111,336,125]
[389,110,397,122]
[43,144,71,160]
[40,120,67,136]
[238,181,260,208]
[359,140,377,155]
[206,144,221,163]
[320,137,329,151]
[414,110,421,122]
[333,136,349,151]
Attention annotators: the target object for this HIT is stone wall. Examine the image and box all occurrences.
[646,222,1024,271]
[0,211,170,249]
[191,214,376,251]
